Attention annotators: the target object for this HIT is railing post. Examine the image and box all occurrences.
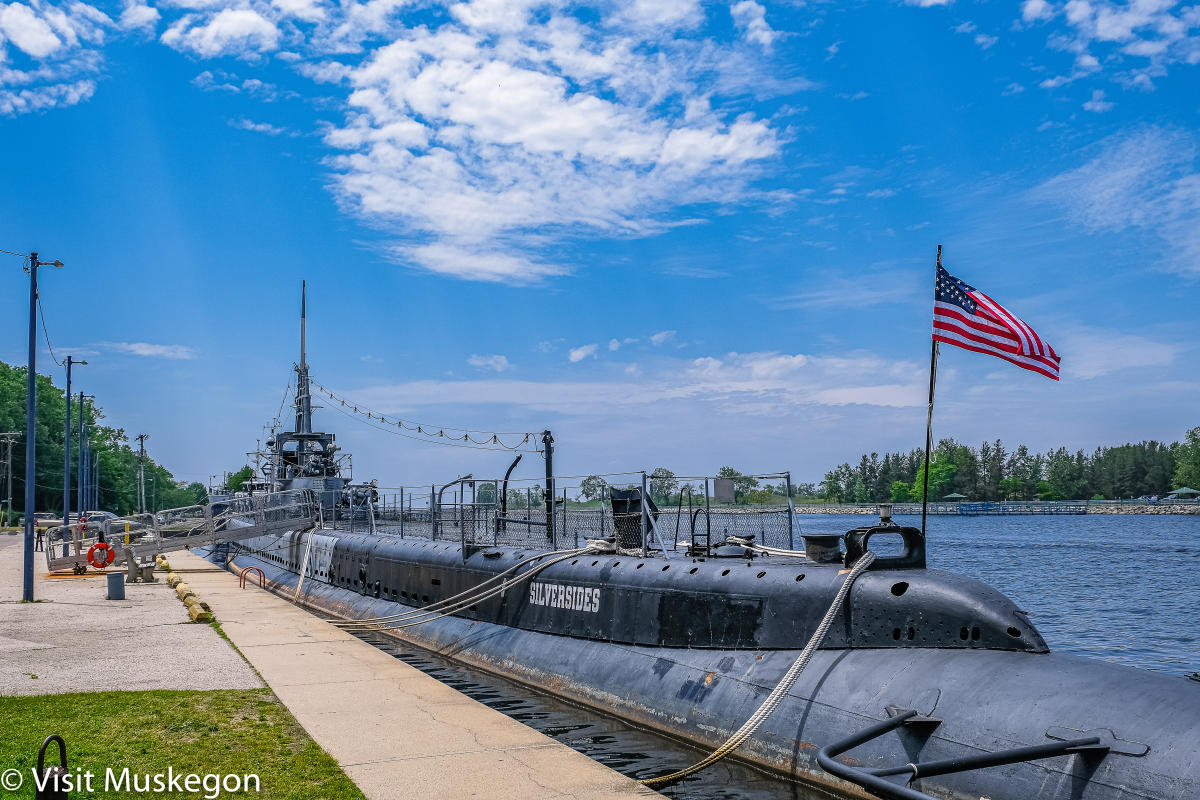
[431,486,436,540]
[542,430,555,548]
[785,471,794,550]
[704,477,712,547]
[640,471,648,557]
[399,488,405,538]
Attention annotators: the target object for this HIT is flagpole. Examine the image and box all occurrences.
[920,245,942,538]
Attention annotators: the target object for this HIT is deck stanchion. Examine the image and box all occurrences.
[785,472,794,550]
[641,471,649,557]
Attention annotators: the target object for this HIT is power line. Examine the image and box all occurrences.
[1,247,30,259]
[36,293,63,367]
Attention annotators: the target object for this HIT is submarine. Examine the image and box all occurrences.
[210,292,1200,800]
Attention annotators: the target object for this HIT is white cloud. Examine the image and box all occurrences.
[1033,126,1200,275]
[608,338,620,351]
[272,0,324,23]
[1032,0,1199,89]
[0,0,109,116]
[0,3,62,57]
[0,78,93,113]
[650,330,676,345]
[731,1,777,50]
[315,4,782,281]
[1022,0,1053,23]
[769,270,921,310]
[229,116,294,135]
[119,1,159,31]
[342,350,926,420]
[102,342,197,359]
[1056,326,1179,379]
[160,8,279,58]
[568,344,598,362]
[1082,87,1113,111]
[467,353,511,372]
[974,33,998,49]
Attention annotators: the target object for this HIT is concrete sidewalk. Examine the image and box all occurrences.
[0,535,261,696]
[174,551,657,800]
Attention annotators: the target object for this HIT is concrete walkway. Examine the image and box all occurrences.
[173,551,657,800]
[0,534,262,696]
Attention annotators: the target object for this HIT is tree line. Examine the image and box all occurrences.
[0,360,207,521]
[817,428,1200,503]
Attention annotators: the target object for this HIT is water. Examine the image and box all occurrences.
[357,515,1199,798]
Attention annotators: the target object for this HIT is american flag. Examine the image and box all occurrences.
[933,264,1060,380]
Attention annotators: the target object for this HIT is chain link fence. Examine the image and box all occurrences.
[324,473,801,554]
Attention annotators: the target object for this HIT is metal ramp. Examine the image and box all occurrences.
[43,490,319,576]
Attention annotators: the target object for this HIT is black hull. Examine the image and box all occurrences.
[208,538,1200,800]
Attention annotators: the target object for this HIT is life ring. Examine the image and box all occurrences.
[87,542,114,569]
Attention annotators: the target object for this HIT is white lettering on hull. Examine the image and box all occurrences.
[528,582,600,613]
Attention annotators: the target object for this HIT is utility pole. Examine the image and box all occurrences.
[22,250,65,601]
[135,434,149,513]
[0,433,18,525]
[78,393,91,514]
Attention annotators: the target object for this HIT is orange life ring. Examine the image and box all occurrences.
[87,542,114,569]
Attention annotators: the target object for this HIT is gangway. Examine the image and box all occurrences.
[43,490,319,579]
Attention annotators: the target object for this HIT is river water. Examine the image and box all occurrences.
[361,514,1199,798]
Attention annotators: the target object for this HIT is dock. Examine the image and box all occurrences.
[169,551,658,800]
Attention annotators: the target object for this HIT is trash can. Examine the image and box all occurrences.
[106,570,125,601]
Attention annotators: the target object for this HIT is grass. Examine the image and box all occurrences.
[0,689,366,800]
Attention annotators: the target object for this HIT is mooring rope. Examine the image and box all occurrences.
[639,550,877,789]
[329,540,615,631]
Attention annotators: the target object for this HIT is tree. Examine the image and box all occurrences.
[1173,426,1200,490]
[224,466,255,493]
[506,488,527,510]
[649,467,677,502]
[890,481,911,502]
[476,482,497,504]
[716,466,758,498]
[909,460,958,502]
[579,475,607,501]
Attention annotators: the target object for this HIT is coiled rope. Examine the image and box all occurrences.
[640,550,877,788]
[329,540,615,632]
[726,535,810,559]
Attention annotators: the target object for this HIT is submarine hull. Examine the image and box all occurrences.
[212,537,1200,800]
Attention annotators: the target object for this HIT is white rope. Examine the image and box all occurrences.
[726,535,810,559]
[331,540,615,631]
[640,550,876,788]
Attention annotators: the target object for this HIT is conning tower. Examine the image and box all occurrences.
[265,281,348,502]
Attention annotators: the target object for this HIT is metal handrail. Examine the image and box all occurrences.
[815,710,1109,800]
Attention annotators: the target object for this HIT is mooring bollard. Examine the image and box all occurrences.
[106,570,125,601]
[36,735,68,800]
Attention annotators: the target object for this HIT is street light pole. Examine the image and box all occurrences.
[22,251,64,602]
[78,393,91,515]
[62,357,87,532]
[135,434,149,513]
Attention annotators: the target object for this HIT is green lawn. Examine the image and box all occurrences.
[0,689,365,799]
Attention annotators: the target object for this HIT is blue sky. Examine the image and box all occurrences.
[1,0,1198,490]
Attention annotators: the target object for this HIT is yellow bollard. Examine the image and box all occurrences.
[188,604,211,622]
[175,583,194,600]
